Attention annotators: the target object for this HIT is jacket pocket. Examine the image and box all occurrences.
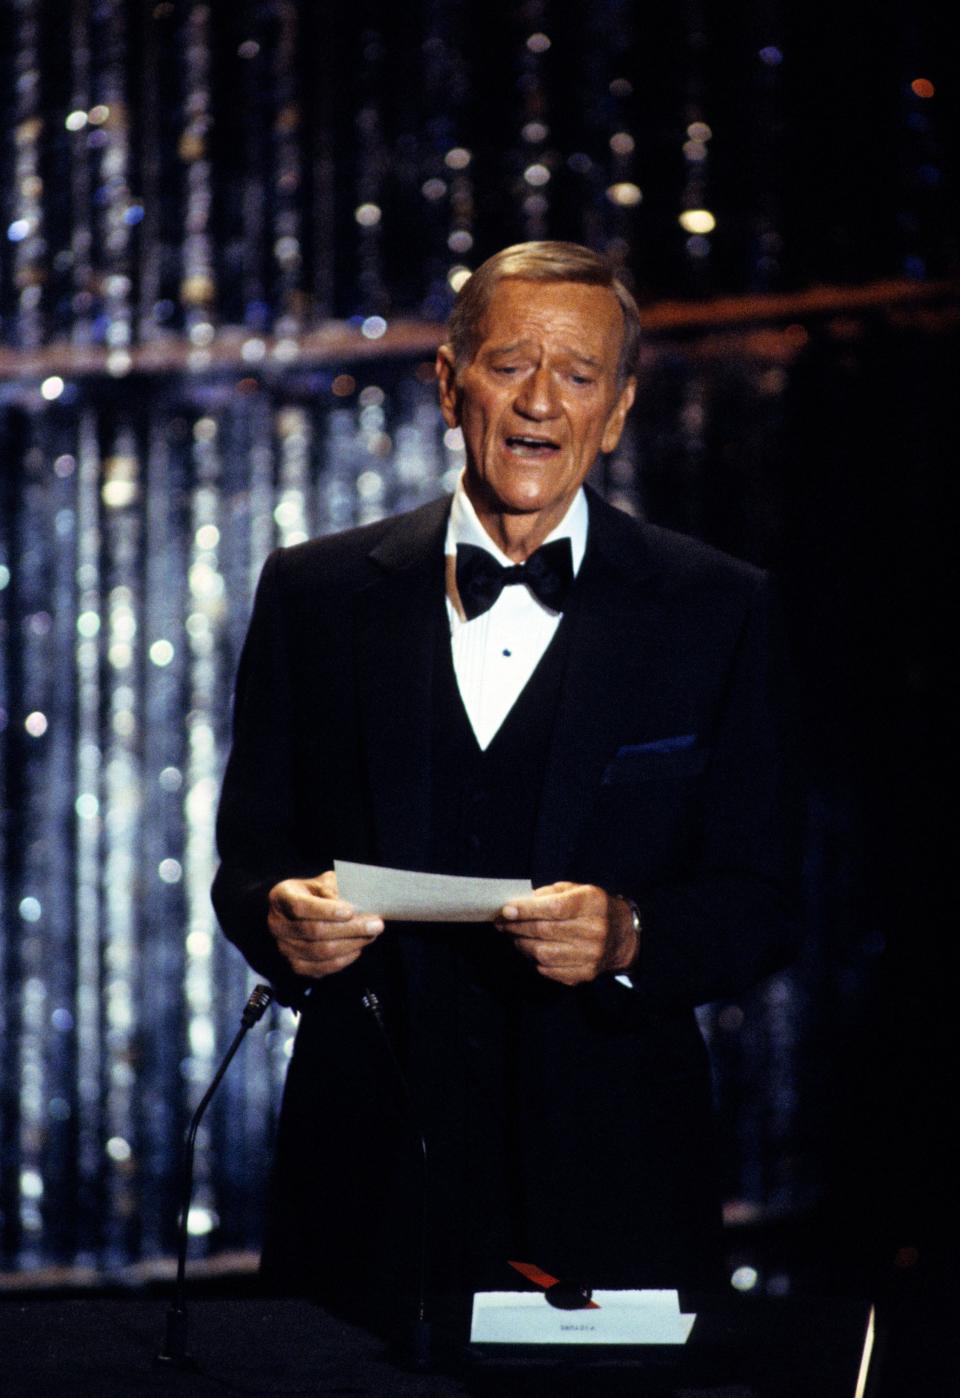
[601,740,709,786]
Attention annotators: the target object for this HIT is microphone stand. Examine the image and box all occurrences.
[157,983,274,1368]
[361,989,432,1369]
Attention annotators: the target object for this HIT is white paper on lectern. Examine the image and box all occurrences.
[469,1289,697,1345]
[334,860,533,923]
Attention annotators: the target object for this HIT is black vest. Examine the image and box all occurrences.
[397,601,573,1294]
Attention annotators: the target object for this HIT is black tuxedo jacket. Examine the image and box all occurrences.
[212,486,800,1302]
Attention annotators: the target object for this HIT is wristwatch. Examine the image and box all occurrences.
[615,894,641,982]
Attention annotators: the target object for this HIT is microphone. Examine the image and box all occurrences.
[361,988,432,1369]
[157,983,274,1369]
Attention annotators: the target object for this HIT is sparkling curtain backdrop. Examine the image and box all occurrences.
[1,0,956,1285]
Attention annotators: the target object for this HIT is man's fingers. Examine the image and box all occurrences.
[512,935,586,966]
[498,914,602,942]
[271,921,384,977]
[512,936,596,986]
[271,913,384,942]
[499,917,563,940]
[293,934,370,958]
[498,882,633,985]
[269,873,387,926]
[306,870,339,899]
[499,882,610,984]
[267,871,384,981]
[501,899,567,923]
[271,889,355,921]
[282,943,365,978]
[500,884,594,924]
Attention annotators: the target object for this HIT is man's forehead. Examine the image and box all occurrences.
[477,278,623,352]
[485,337,605,369]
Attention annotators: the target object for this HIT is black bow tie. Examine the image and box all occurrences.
[455,538,575,621]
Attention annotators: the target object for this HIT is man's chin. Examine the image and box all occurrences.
[493,500,544,515]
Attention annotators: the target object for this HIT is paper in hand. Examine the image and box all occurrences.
[334,859,532,922]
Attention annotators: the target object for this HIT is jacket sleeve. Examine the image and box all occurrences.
[211,549,322,1006]
[627,574,803,1010]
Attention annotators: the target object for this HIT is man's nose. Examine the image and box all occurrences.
[514,366,558,419]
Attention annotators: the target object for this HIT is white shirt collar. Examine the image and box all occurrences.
[444,471,588,576]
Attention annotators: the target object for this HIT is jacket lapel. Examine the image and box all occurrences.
[354,497,450,872]
[531,489,668,883]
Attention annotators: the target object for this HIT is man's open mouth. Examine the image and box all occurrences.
[505,435,560,454]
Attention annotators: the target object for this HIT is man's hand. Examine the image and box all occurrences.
[496,882,639,986]
[267,870,384,980]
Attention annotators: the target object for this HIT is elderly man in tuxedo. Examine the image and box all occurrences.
[213,241,799,1325]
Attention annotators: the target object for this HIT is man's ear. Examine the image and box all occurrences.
[600,376,637,455]
[435,344,461,428]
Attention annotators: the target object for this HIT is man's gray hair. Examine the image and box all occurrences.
[446,240,641,387]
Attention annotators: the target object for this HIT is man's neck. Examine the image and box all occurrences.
[463,480,577,562]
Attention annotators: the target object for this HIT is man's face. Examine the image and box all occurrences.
[437,278,635,541]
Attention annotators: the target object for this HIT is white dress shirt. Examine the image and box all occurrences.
[444,475,587,751]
